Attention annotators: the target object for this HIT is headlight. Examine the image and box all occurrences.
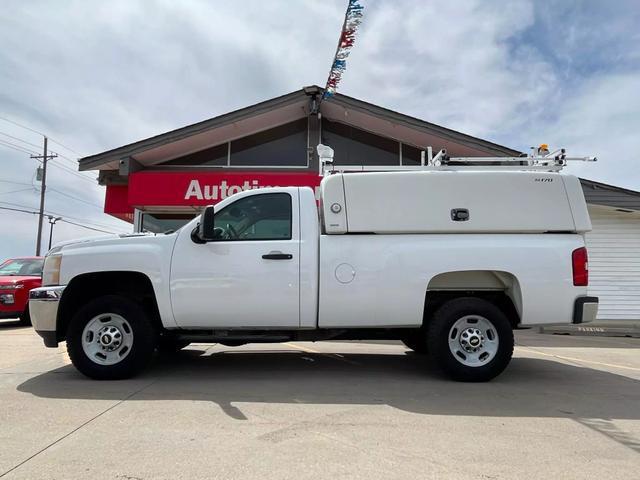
[42,255,62,286]
[0,294,14,304]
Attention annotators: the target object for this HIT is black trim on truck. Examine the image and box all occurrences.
[35,330,58,348]
[573,296,599,324]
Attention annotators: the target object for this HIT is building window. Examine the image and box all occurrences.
[322,119,400,166]
[401,144,423,165]
[141,213,196,234]
[162,143,227,166]
[230,119,308,167]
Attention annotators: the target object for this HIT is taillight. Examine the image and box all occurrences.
[572,247,588,286]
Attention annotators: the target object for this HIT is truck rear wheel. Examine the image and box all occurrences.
[427,297,513,382]
[67,295,157,380]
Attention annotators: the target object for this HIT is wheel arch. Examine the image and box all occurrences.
[57,271,162,341]
[423,270,522,329]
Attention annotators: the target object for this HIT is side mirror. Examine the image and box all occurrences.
[197,206,216,242]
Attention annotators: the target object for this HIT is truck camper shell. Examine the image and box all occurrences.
[320,171,591,235]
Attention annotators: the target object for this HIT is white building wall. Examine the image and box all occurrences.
[586,205,640,321]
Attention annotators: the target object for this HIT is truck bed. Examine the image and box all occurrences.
[318,233,586,327]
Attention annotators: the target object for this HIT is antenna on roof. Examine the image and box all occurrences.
[317,144,335,175]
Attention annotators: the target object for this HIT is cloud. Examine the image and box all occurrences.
[0,0,639,259]
[344,0,558,136]
[536,73,640,188]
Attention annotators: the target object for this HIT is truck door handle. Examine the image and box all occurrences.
[451,208,470,221]
[262,251,293,260]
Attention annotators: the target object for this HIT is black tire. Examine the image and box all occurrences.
[157,335,190,355]
[18,305,32,326]
[67,295,157,380]
[401,330,428,354]
[427,297,513,382]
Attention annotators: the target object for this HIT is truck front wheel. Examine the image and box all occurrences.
[67,295,157,380]
[427,297,513,382]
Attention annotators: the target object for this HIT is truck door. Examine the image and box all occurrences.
[170,190,300,328]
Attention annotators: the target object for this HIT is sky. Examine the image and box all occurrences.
[0,0,639,260]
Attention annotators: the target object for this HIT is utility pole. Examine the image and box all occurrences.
[47,216,62,250]
[31,137,57,255]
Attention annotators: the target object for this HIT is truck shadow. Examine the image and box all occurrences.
[0,319,28,329]
[358,332,640,349]
[17,347,640,424]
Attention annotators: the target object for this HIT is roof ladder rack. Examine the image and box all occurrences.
[317,144,597,175]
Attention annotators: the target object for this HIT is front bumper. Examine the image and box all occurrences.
[0,310,23,320]
[573,296,599,324]
[29,286,65,347]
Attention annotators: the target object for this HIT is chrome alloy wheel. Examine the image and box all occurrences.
[448,315,499,367]
[81,313,134,365]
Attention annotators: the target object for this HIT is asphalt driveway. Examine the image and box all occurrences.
[1,320,639,479]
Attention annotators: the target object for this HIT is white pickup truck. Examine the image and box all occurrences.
[29,166,598,382]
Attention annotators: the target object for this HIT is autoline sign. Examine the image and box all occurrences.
[184,179,293,201]
[127,171,322,207]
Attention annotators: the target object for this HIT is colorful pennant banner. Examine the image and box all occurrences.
[322,0,365,100]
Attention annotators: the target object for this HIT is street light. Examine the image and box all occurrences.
[47,216,62,251]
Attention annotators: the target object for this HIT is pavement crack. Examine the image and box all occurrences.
[0,378,157,478]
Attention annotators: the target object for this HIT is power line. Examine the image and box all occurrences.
[0,131,43,151]
[48,187,104,209]
[0,120,114,252]
[0,116,45,137]
[2,178,102,211]
[4,177,104,212]
[0,187,35,196]
[0,203,130,233]
[0,116,84,157]
[0,205,38,215]
[58,218,117,234]
[49,160,97,184]
[0,205,119,234]
[2,176,106,219]
[0,130,87,175]
[50,154,97,181]
[0,200,130,232]
[0,139,38,155]
[48,138,84,158]
[0,125,96,187]
[0,179,33,187]
[50,150,80,166]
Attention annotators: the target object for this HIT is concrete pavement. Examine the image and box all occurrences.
[1,319,639,479]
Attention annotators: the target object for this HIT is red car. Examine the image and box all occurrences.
[0,257,44,326]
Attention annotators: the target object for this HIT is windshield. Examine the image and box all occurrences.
[0,258,44,276]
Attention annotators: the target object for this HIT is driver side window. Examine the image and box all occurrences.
[213,193,292,241]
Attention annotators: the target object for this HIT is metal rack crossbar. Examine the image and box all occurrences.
[316,144,597,175]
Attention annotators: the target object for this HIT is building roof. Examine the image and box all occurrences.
[78,85,520,171]
[580,178,640,211]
